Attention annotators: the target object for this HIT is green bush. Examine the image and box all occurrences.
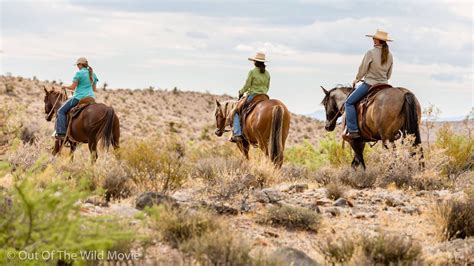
[0,179,138,265]
[319,132,353,167]
[435,126,474,176]
[285,140,325,171]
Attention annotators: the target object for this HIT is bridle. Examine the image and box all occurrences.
[46,89,67,121]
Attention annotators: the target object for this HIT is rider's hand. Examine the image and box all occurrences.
[352,80,357,88]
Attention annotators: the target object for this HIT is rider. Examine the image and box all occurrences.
[345,29,393,139]
[230,52,270,143]
[54,57,98,139]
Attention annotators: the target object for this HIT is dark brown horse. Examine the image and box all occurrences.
[43,87,120,161]
[214,97,291,167]
[321,85,422,168]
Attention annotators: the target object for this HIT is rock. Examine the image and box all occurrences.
[85,195,109,207]
[400,205,420,215]
[325,207,341,216]
[284,183,309,193]
[353,212,376,219]
[109,204,139,218]
[204,202,239,215]
[333,198,353,207]
[135,192,178,210]
[272,247,320,266]
[254,188,284,203]
[415,190,428,197]
[385,195,405,207]
[262,230,279,238]
[315,199,332,206]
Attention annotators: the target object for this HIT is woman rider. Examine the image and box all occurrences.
[231,52,270,143]
[54,57,98,139]
[345,29,393,139]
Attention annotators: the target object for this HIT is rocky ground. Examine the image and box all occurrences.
[1,75,473,265]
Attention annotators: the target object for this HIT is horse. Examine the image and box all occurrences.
[320,85,422,168]
[214,97,291,167]
[43,87,120,161]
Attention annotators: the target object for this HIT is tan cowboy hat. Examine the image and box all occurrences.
[74,57,88,65]
[248,52,268,62]
[366,29,393,42]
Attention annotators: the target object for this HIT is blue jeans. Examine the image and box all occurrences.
[55,98,79,135]
[345,82,370,133]
[233,94,255,136]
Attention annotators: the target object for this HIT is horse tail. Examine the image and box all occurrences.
[99,106,116,150]
[269,105,284,167]
[401,92,421,146]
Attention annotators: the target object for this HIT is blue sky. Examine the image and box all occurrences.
[1,0,472,118]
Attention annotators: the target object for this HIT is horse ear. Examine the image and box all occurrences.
[43,86,49,94]
[215,99,221,107]
[320,86,329,95]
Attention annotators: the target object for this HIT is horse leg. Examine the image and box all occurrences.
[350,139,366,169]
[88,139,98,163]
[240,140,250,160]
[69,142,77,161]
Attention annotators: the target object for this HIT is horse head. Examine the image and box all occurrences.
[321,86,351,131]
[214,99,227,136]
[43,86,65,121]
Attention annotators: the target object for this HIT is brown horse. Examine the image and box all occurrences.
[43,87,120,161]
[321,85,422,168]
[214,97,291,167]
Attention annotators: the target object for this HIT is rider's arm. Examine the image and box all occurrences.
[355,51,372,82]
[239,70,253,96]
[62,80,78,91]
[93,73,99,92]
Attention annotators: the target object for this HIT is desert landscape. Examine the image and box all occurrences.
[0,74,472,265]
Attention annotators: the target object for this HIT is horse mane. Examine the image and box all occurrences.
[321,85,353,105]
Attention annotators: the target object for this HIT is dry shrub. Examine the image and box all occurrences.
[280,165,311,181]
[248,154,282,187]
[94,155,133,201]
[359,233,422,264]
[338,167,377,189]
[147,205,219,248]
[259,204,322,232]
[368,138,422,188]
[410,169,451,191]
[119,137,188,192]
[7,136,53,172]
[317,235,355,264]
[325,181,347,200]
[433,199,474,241]
[180,230,253,265]
[313,166,336,185]
[146,205,268,265]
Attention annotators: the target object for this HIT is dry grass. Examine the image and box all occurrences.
[325,181,347,200]
[259,204,322,232]
[432,199,474,241]
[359,233,422,265]
[316,235,355,264]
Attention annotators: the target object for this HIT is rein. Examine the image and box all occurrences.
[47,90,67,120]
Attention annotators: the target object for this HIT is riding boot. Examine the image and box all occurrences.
[230,135,243,143]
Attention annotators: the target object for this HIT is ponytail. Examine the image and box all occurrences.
[381,41,389,65]
[254,61,266,74]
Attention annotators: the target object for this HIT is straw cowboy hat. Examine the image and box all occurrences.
[74,57,88,65]
[366,29,393,42]
[248,52,268,62]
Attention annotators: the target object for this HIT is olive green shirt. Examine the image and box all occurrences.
[239,67,270,95]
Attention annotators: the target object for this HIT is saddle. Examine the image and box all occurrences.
[355,83,393,141]
[66,97,96,142]
[235,94,269,142]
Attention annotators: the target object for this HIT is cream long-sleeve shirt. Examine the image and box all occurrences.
[355,45,393,85]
